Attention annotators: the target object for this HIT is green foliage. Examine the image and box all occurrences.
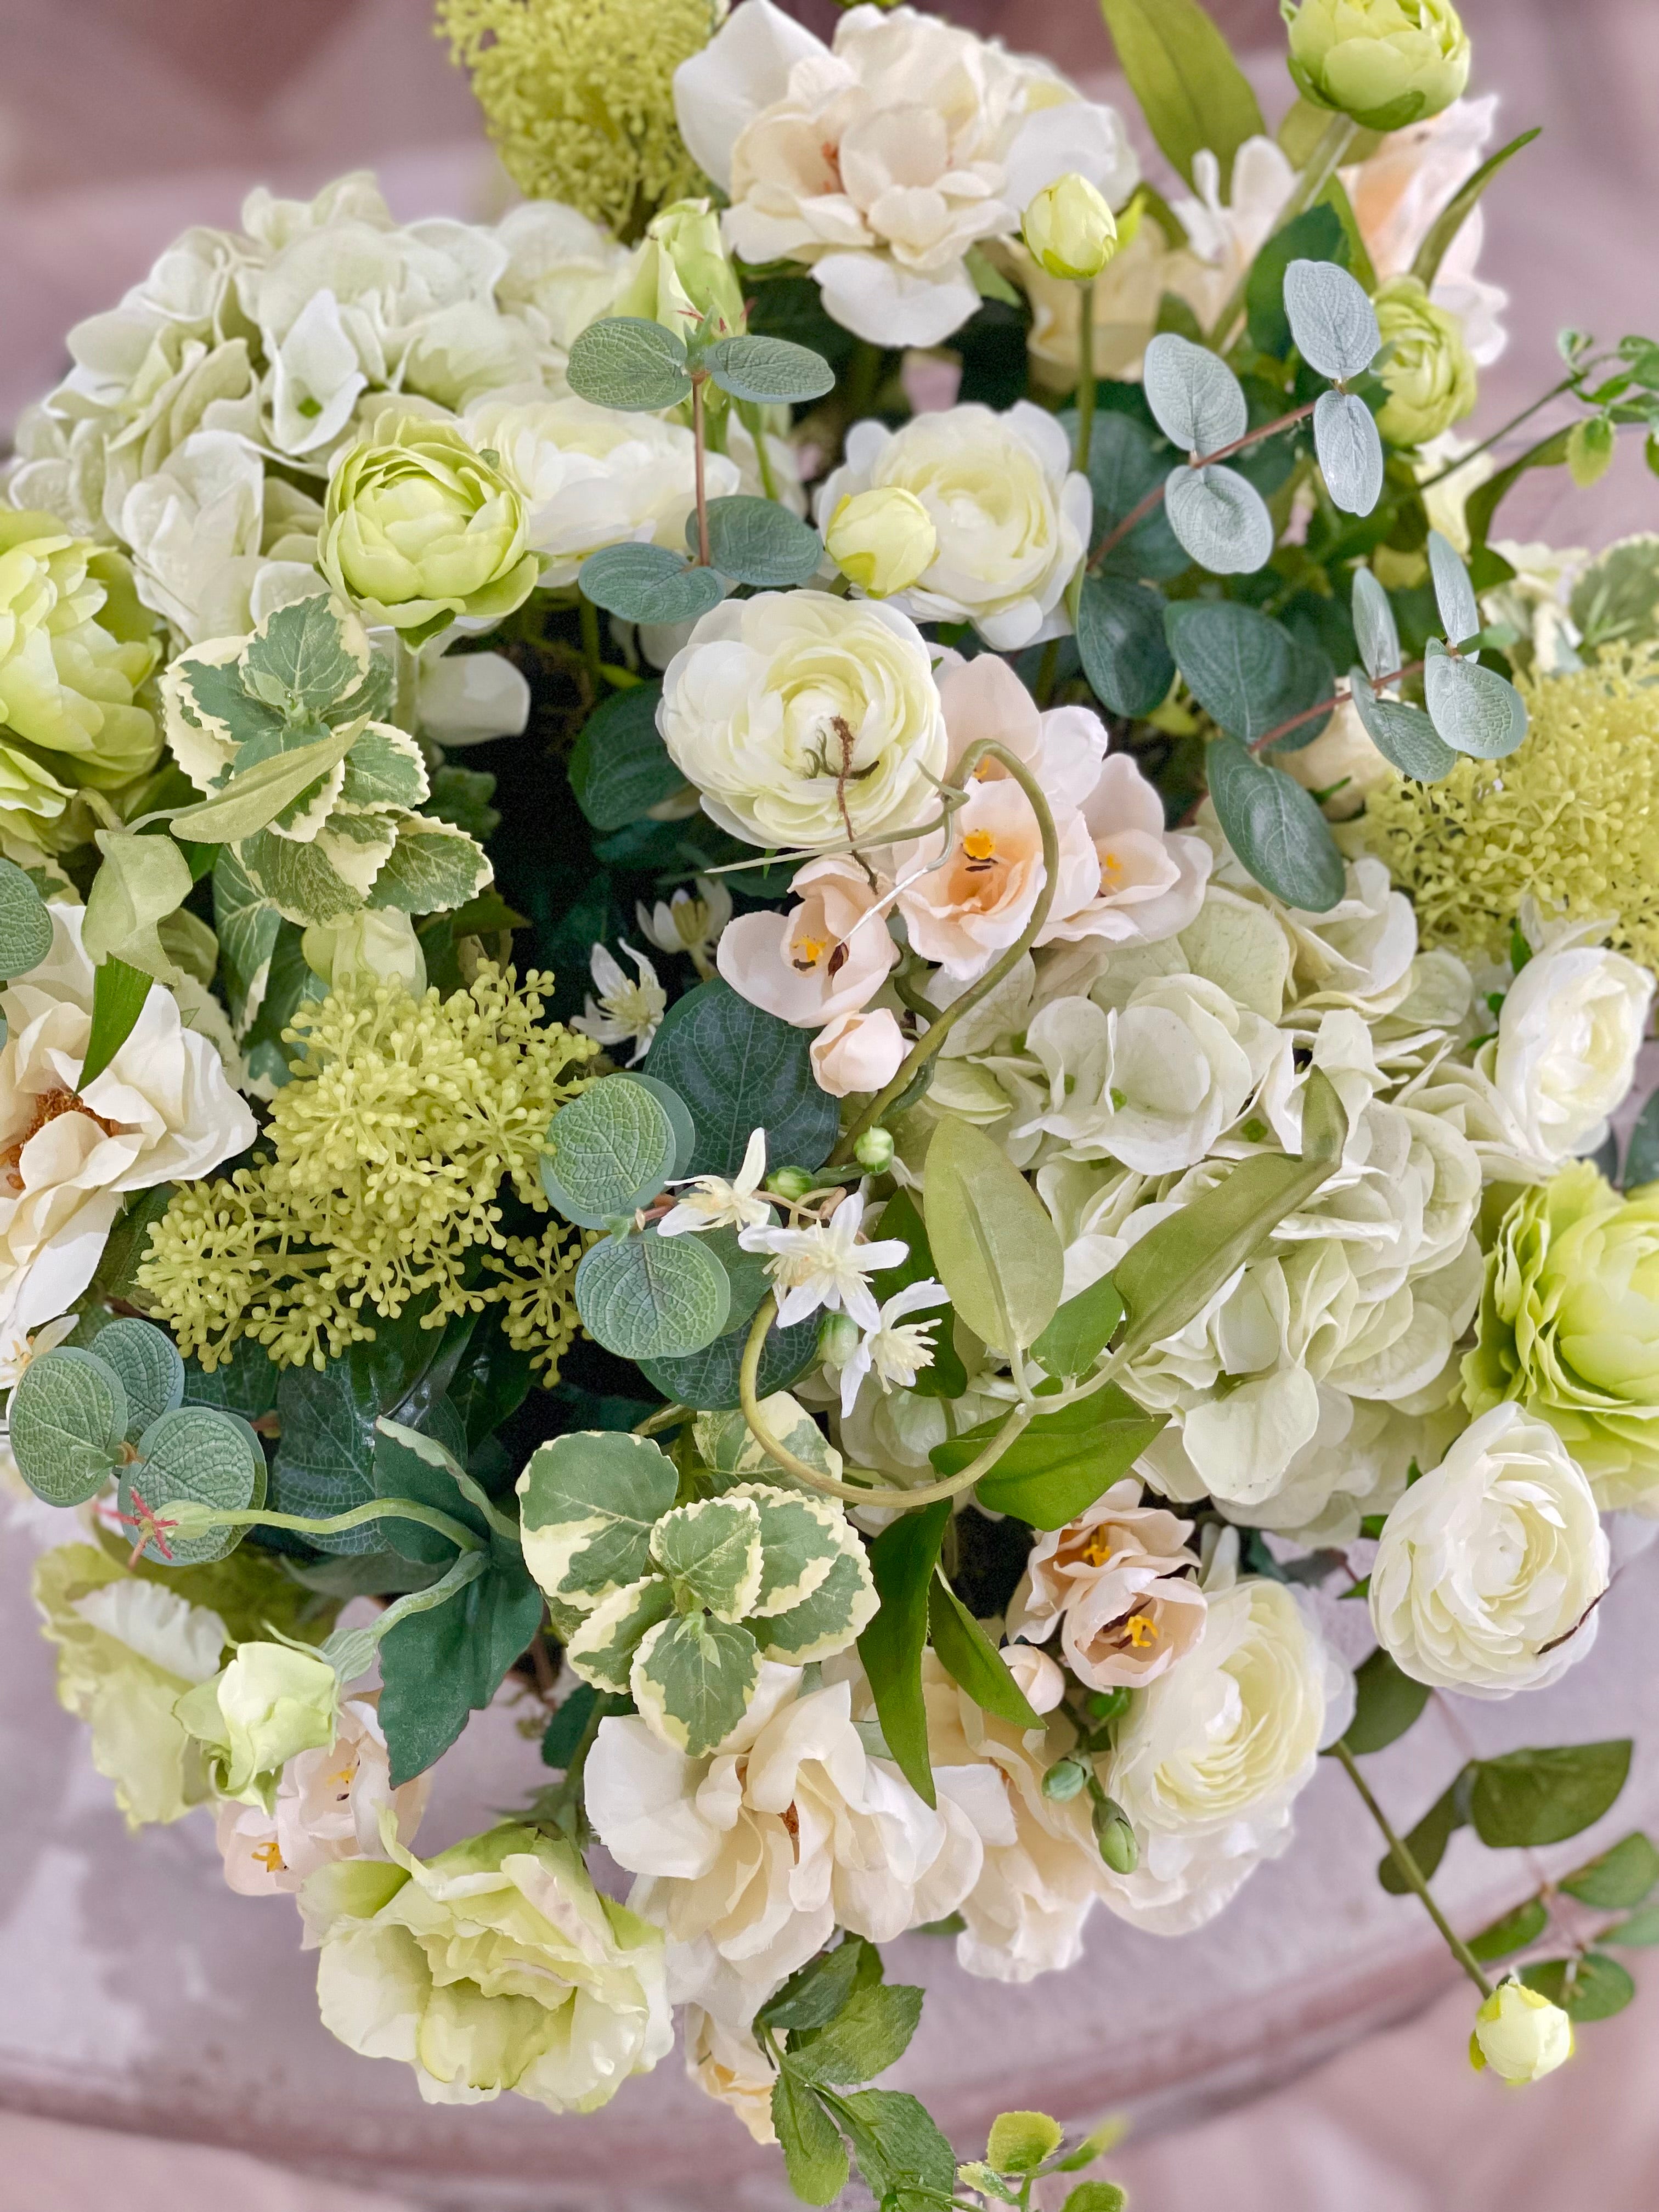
[9,1347,130,1507]
[212,847,283,1035]
[927,1577,1040,1729]
[568,682,684,832]
[1379,1741,1633,1891]
[541,1071,692,1227]
[985,2112,1065,2175]
[644,979,839,1177]
[1560,1832,1659,1910]
[637,1307,820,1410]
[1411,129,1542,288]
[1266,226,1364,366]
[1076,575,1176,719]
[923,1116,1063,1358]
[1314,391,1384,515]
[1143,332,1246,455]
[1520,1953,1636,2022]
[122,1405,267,1566]
[377,1529,543,1784]
[0,855,54,979]
[1421,640,1527,760]
[934,1389,1166,1530]
[574,1227,732,1360]
[1098,0,1265,195]
[94,1318,185,1442]
[1165,600,1333,749]
[1467,1896,1548,1963]
[1032,1274,1124,1381]
[858,1499,951,1809]
[80,957,153,1088]
[699,334,836,406]
[1340,1647,1432,1756]
[1082,412,1186,582]
[694,496,823,587]
[566,317,694,411]
[1205,737,1346,911]
[1349,670,1457,783]
[578,543,726,625]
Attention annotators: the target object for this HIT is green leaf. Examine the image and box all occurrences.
[1427,529,1481,646]
[1520,1953,1635,2023]
[1568,419,1616,491]
[788,1982,924,2087]
[422,763,500,843]
[696,496,823,588]
[378,1533,544,1784]
[742,1486,854,1618]
[1142,334,1247,454]
[183,1335,280,1423]
[1247,205,1348,359]
[212,847,281,1033]
[566,1574,679,1692]
[1060,2186,1127,2212]
[1465,426,1572,552]
[172,723,358,844]
[517,1429,678,1610]
[1351,568,1401,681]
[1468,1895,1549,1964]
[1114,1067,1348,1363]
[9,1347,128,1506]
[575,1227,732,1361]
[1422,641,1527,761]
[824,2086,956,2211]
[869,1189,967,1399]
[566,317,693,411]
[1606,1904,1659,1948]
[365,814,490,917]
[933,1387,1165,1529]
[1378,1768,1472,1893]
[1560,1832,1659,1910]
[1165,464,1275,574]
[1032,1274,1124,1381]
[568,683,682,832]
[927,1577,1040,1729]
[128,1404,266,1566]
[371,1408,483,1566]
[1340,1647,1432,1756]
[79,957,154,1088]
[631,1611,761,1756]
[1098,0,1266,194]
[93,1318,185,1443]
[1314,391,1384,516]
[857,1499,951,1810]
[923,1116,1063,1358]
[644,978,839,1177]
[701,334,837,405]
[1076,574,1176,719]
[241,593,370,715]
[1165,600,1333,747]
[0,856,54,979]
[1411,128,1541,287]
[1206,737,1346,911]
[340,724,429,812]
[750,1544,878,1666]
[986,2112,1065,2175]
[578,544,727,626]
[1082,413,1187,582]
[1283,253,1379,380]
[761,1936,883,2033]
[1470,1741,1633,1850]
[541,1073,686,1228]
[772,2072,850,2207]
[651,1496,764,1621]
[1349,670,1457,783]
[240,823,378,929]
[638,1307,820,1411]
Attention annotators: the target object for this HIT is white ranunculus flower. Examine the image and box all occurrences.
[1488,940,1652,1169]
[0,905,256,1341]
[675,1,1138,348]
[1369,1403,1609,1697]
[119,429,270,642]
[216,1690,431,1896]
[1471,1977,1574,2084]
[813,404,1090,650]
[658,591,947,852]
[1102,1574,1347,1935]
[584,1662,1001,2023]
[467,391,740,586]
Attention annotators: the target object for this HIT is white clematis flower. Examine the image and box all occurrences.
[658,1127,772,1239]
[571,941,667,1065]
[740,1187,909,1330]
[635,874,733,979]
[833,1277,948,1417]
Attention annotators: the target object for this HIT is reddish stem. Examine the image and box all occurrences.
[1089,399,1318,571]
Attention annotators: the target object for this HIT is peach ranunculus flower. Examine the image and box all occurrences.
[1007,1479,1207,1691]
[1043,752,1213,949]
[716,855,898,1029]
[0,904,256,1341]
[215,1690,431,1896]
[810,1007,908,1098]
[674,1,1139,350]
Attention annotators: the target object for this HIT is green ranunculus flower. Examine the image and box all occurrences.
[320,416,539,645]
[1463,1161,1659,1513]
[1282,0,1471,132]
[177,1639,341,1809]
[613,197,747,344]
[299,1823,672,2112]
[1372,275,1476,447]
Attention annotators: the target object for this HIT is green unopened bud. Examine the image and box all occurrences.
[154,1497,223,1540]
[1283,0,1471,132]
[818,1311,861,1368]
[1092,1795,1138,1874]
[614,197,747,345]
[1022,173,1119,281]
[1373,275,1477,446]
[854,1126,896,1172]
[767,1165,815,1202]
[1042,1756,1087,1802]
[1086,1686,1132,1722]
[825,487,937,598]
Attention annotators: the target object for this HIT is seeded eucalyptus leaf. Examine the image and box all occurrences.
[541,1073,685,1228]
[1075,574,1176,718]
[128,1404,266,1565]
[1313,391,1384,515]
[0,858,54,980]
[1351,568,1402,682]
[1283,257,1381,381]
[631,1611,761,1756]
[566,317,693,411]
[1142,332,1248,453]
[517,1429,678,1609]
[1165,600,1333,749]
[578,544,726,627]
[692,496,823,587]
[701,334,836,405]
[923,1116,1063,1357]
[1206,736,1345,911]
[1427,527,1481,646]
[651,1496,764,1621]
[93,1318,186,1443]
[644,978,839,1176]
[1349,669,1458,782]
[1423,641,1527,760]
[9,1347,129,1506]
[1164,464,1274,574]
[578,1226,733,1360]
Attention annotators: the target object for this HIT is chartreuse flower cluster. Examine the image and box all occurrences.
[138,965,596,1372]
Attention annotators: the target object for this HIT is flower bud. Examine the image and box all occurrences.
[854,1125,896,1172]
[1093,1797,1139,1875]
[818,1310,861,1368]
[1469,1977,1573,2084]
[1284,0,1471,132]
[302,909,427,997]
[767,1165,816,1203]
[1022,173,1119,282]
[1086,1686,1132,1722]
[825,487,938,599]
[1042,1757,1087,1802]
[613,197,747,345]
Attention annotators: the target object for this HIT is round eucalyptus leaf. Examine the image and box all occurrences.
[1313,391,1384,517]
[566,317,693,412]
[1165,464,1274,575]
[1283,258,1381,382]
[542,1073,685,1228]
[92,1317,186,1442]
[623,1072,698,1179]
[1076,574,1176,719]
[1206,735,1346,912]
[692,497,823,588]
[639,1308,821,1411]
[1349,669,1458,783]
[1165,600,1333,748]
[1142,334,1248,454]
[1424,640,1528,760]
[1427,528,1481,647]
[579,545,727,627]
[700,334,836,405]
[9,1347,128,1506]
[126,1404,267,1565]
[1351,568,1402,683]
[575,1228,732,1361]
[0,859,54,981]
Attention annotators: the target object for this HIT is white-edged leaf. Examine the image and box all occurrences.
[1165,464,1274,574]
[565,1574,677,1693]
[516,1429,678,1611]
[1351,568,1401,683]
[1427,528,1481,647]
[172,724,358,845]
[1423,640,1528,759]
[1142,333,1248,453]
[1350,668,1457,781]
[631,1612,761,1755]
[1284,258,1381,381]
[696,1392,847,1498]
[366,815,491,916]
[1314,391,1384,515]
[650,1496,764,1622]
[725,1481,850,1618]
[748,1531,878,1664]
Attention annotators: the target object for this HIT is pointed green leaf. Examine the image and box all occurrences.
[923,1116,1063,1358]
[856,1499,951,1810]
[772,2072,849,2207]
[927,1577,1040,1729]
[1098,0,1266,194]
[79,957,154,1088]
[1205,736,1346,911]
[1411,129,1541,289]
[1031,1274,1124,1380]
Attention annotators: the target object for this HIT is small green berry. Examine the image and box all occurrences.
[767,1165,815,1201]
[854,1126,895,1172]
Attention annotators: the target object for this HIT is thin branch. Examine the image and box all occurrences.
[1088,400,1317,572]
[1332,1740,1493,1997]
[1249,657,1425,753]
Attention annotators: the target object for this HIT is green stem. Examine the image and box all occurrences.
[633,1401,689,1437]
[1034,637,1062,709]
[1332,1741,1493,1997]
[165,1496,488,1554]
[1206,113,1358,352]
[828,738,1061,1163]
[843,340,883,436]
[691,375,713,567]
[737,397,782,501]
[1074,280,1097,473]
[1414,376,1577,489]
[578,592,605,691]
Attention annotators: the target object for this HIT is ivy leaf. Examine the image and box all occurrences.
[212,847,281,1034]
[1081,414,1186,582]
[637,1307,821,1412]
[651,1496,765,1622]
[365,814,492,916]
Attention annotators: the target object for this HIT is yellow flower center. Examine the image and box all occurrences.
[254,1839,286,1872]
[1124,1612,1159,1649]
[962,830,998,871]
[792,934,827,971]
[1082,1530,1119,1568]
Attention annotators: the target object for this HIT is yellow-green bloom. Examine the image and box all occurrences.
[1283,0,1470,132]
[320,417,539,646]
[299,1823,672,2111]
[1463,1162,1659,1513]
[613,197,745,343]
[1470,1978,1573,2084]
[177,1640,342,1808]
[825,486,939,598]
[1022,174,1119,283]
[1372,276,1476,447]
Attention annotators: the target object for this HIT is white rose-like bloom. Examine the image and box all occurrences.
[215,1691,431,1897]
[683,2006,777,2143]
[658,592,947,852]
[814,405,1090,651]
[584,1663,1000,2022]
[1488,941,1652,1169]
[1369,1403,1609,1697]
[466,391,740,586]
[1471,1977,1574,2084]
[675,1,1138,349]
[1102,1576,1345,1936]
[0,905,256,1342]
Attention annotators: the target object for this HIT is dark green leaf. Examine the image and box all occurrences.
[927,1578,1040,1728]
[696,496,823,588]
[761,1936,883,2034]
[579,544,726,627]
[772,2072,850,2207]
[824,2087,956,2211]
[1470,1742,1632,1849]
[79,957,153,1088]
[378,1534,544,1784]
[788,1982,924,2086]
[372,1412,486,1565]
[183,1336,280,1422]
[1206,736,1346,911]
[1623,1088,1659,1192]
[1560,1832,1659,1910]
[934,1388,1165,1531]
[1378,1767,1473,1893]
[637,1307,821,1411]
[1520,1953,1635,2023]
[1246,203,1347,358]
[0,857,54,979]
[1467,1895,1548,1963]
[1031,1274,1124,1380]
[567,682,685,833]
[1605,1904,1659,1948]
[541,1684,599,1768]
[1082,413,1186,582]
[644,978,838,1177]
[1076,574,1177,718]
[1341,1647,1432,1756]
[857,1500,951,1809]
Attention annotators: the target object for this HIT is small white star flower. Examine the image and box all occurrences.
[572,941,667,1065]
[835,1278,948,1417]
[657,1127,772,1238]
[635,874,734,980]
[739,1188,909,1332]
[0,1312,75,1393]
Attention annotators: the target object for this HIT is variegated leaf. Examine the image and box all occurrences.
[725,1481,849,1620]
[747,1533,878,1666]
[695,1392,845,1496]
[565,1575,678,1693]
[516,1430,678,1611]
[631,1613,761,1756]
[650,1496,765,1623]
[340,723,430,812]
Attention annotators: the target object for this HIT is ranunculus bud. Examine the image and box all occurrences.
[1283,0,1471,132]
[1092,1794,1138,1874]
[1470,1978,1573,2084]
[1372,276,1477,447]
[1042,1757,1088,1802]
[613,198,747,345]
[854,1126,896,1172]
[1022,173,1120,282]
[825,486,939,599]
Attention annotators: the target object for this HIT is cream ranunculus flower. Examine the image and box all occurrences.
[675,1,1138,348]
[1373,275,1477,447]
[657,591,947,852]
[216,1690,431,1896]
[1470,1977,1574,2084]
[466,390,740,587]
[0,904,256,1342]
[1488,938,1652,1169]
[813,404,1090,651]
[1370,1402,1609,1695]
[584,1662,1000,2022]
[300,1824,672,2112]
[717,855,899,1028]
[1007,1479,1207,1690]
[1284,0,1471,132]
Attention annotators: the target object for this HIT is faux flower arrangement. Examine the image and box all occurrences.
[8,0,1659,2184]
